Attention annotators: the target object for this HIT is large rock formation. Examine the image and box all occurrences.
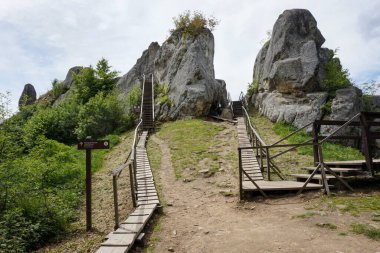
[251,9,331,129]
[116,42,160,93]
[62,66,82,90]
[18,83,36,108]
[117,29,227,120]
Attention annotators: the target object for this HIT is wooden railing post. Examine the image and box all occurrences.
[312,122,320,166]
[266,147,271,181]
[112,175,119,230]
[238,148,243,200]
[360,113,374,176]
[129,163,137,207]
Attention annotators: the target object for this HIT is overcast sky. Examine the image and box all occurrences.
[1,0,380,113]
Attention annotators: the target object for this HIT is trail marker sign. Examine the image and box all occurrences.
[78,137,110,231]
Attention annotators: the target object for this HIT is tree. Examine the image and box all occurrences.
[73,58,119,104]
[0,91,12,122]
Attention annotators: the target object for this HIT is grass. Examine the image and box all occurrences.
[293,212,318,219]
[273,121,364,161]
[157,119,224,178]
[34,130,134,253]
[316,222,337,230]
[248,108,364,177]
[322,194,380,217]
[147,137,166,206]
[351,223,380,240]
[146,216,164,253]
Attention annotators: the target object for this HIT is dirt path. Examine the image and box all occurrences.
[148,124,380,253]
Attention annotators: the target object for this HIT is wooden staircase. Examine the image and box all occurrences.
[142,80,154,131]
[232,101,243,118]
[290,160,378,185]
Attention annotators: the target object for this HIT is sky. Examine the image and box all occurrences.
[1,0,380,113]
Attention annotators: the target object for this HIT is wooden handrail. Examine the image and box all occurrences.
[242,106,266,146]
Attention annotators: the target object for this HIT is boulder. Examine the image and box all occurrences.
[321,87,362,140]
[116,42,160,92]
[18,83,36,108]
[251,9,334,130]
[251,91,328,131]
[330,87,362,121]
[254,9,326,94]
[62,66,82,90]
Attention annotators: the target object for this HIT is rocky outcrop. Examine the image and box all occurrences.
[19,84,36,108]
[321,87,362,140]
[154,29,227,119]
[62,66,82,90]
[118,29,227,120]
[116,42,160,92]
[254,9,326,94]
[252,91,328,129]
[251,9,332,129]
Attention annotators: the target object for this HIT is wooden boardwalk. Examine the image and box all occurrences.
[237,117,323,193]
[97,131,159,253]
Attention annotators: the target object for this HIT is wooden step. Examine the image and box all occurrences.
[290,173,335,180]
[302,167,362,173]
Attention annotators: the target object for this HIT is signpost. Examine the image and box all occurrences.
[78,137,110,231]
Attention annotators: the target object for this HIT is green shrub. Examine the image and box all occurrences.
[322,49,352,92]
[73,58,119,104]
[23,99,80,146]
[171,10,219,37]
[0,138,84,251]
[126,85,142,109]
[51,79,66,99]
[247,79,259,97]
[75,92,134,139]
[155,83,172,107]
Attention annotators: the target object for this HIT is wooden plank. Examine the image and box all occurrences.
[130,208,155,216]
[138,199,160,205]
[290,173,335,179]
[115,223,144,234]
[101,233,135,247]
[122,215,150,224]
[96,246,129,253]
[242,180,323,191]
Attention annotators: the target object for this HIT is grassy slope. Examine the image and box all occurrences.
[157,119,225,178]
[35,130,135,253]
[249,109,364,176]
[249,110,380,242]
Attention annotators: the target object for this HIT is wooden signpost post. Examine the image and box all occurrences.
[78,137,110,231]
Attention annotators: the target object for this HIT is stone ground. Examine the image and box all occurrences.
[135,122,380,253]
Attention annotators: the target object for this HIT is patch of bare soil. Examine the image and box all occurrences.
[145,123,380,253]
[36,132,134,253]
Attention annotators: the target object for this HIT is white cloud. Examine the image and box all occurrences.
[1,0,380,112]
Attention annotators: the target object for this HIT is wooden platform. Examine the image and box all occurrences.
[237,117,324,194]
[97,131,159,253]
[325,159,380,166]
[242,180,323,191]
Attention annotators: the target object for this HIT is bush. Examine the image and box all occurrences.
[23,99,80,146]
[0,138,84,252]
[51,79,66,99]
[75,91,134,139]
[247,79,259,97]
[155,83,172,107]
[73,58,119,104]
[171,10,219,37]
[322,49,352,92]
